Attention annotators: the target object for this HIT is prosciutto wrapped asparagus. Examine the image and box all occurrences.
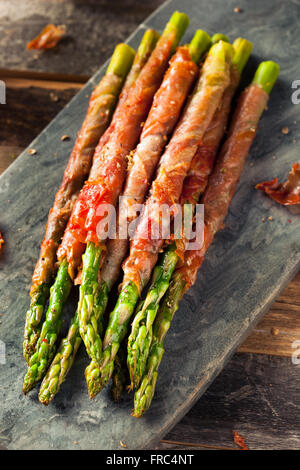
[23,42,135,363]
[22,27,160,394]
[85,40,234,398]
[40,26,201,405]
[80,30,211,367]
[133,60,280,417]
[74,12,189,365]
[39,31,211,405]
[38,29,161,405]
[127,38,253,390]
[23,12,189,395]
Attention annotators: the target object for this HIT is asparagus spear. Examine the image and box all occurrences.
[22,45,138,393]
[211,33,229,44]
[38,29,160,404]
[133,60,280,417]
[77,12,190,366]
[39,281,110,404]
[82,28,210,370]
[23,259,72,393]
[85,40,234,398]
[127,37,252,390]
[82,30,210,401]
[23,43,136,364]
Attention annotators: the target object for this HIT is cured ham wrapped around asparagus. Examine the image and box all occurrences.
[179,62,279,289]
[127,38,253,390]
[38,29,210,405]
[80,30,211,367]
[100,32,210,293]
[73,13,189,366]
[85,40,234,398]
[23,12,189,394]
[133,60,280,417]
[122,42,233,292]
[23,42,135,363]
[23,27,160,395]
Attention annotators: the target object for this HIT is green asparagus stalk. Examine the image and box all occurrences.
[24,284,50,363]
[133,60,280,417]
[77,241,104,363]
[23,42,136,364]
[111,299,144,401]
[22,44,136,393]
[37,29,159,404]
[78,11,190,368]
[211,33,229,44]
[127,231,185,390]
[85,39,234,398]
[188,29,212,64]
[127,37,252,390]
[133,271,185,417]
[85,281,139,397]
[122,33,213,389]
[23,259,72,393]
[85,29,211,397]
[38,308,81,404]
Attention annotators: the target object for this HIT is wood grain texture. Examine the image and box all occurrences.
[1,80,80,147]
[160,353,300,450]
[0,0,163,77]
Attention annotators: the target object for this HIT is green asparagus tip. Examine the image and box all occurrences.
[232,38,253,74]
[189,29,211,64]
[209,40,234,62]
[252,60,280,94]
[162,11,189,51]
[137,29,160,59]
[211,33,229,44]
[106,43,135,79]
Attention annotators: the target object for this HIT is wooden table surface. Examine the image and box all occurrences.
[1,0,299,450]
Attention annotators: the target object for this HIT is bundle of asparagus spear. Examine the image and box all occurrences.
[22,11,280,417]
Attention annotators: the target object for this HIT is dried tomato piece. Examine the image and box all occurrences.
[27,24,66,50]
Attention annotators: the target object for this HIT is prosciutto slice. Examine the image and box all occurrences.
[101,46,198,288]
[58,29,178,277]
[178,83,269,289]
[122,47,232,291]
[31,73,123,291]
[256,163,300,205]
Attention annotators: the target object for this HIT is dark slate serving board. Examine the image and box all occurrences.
[0,0,300,450]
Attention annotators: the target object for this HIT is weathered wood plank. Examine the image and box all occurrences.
[161,353,300,450]
[158,440,236,450]
[0,0,163,77]
[0,146,22,175]
[239,291,300,357]
[1,80,80,147]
